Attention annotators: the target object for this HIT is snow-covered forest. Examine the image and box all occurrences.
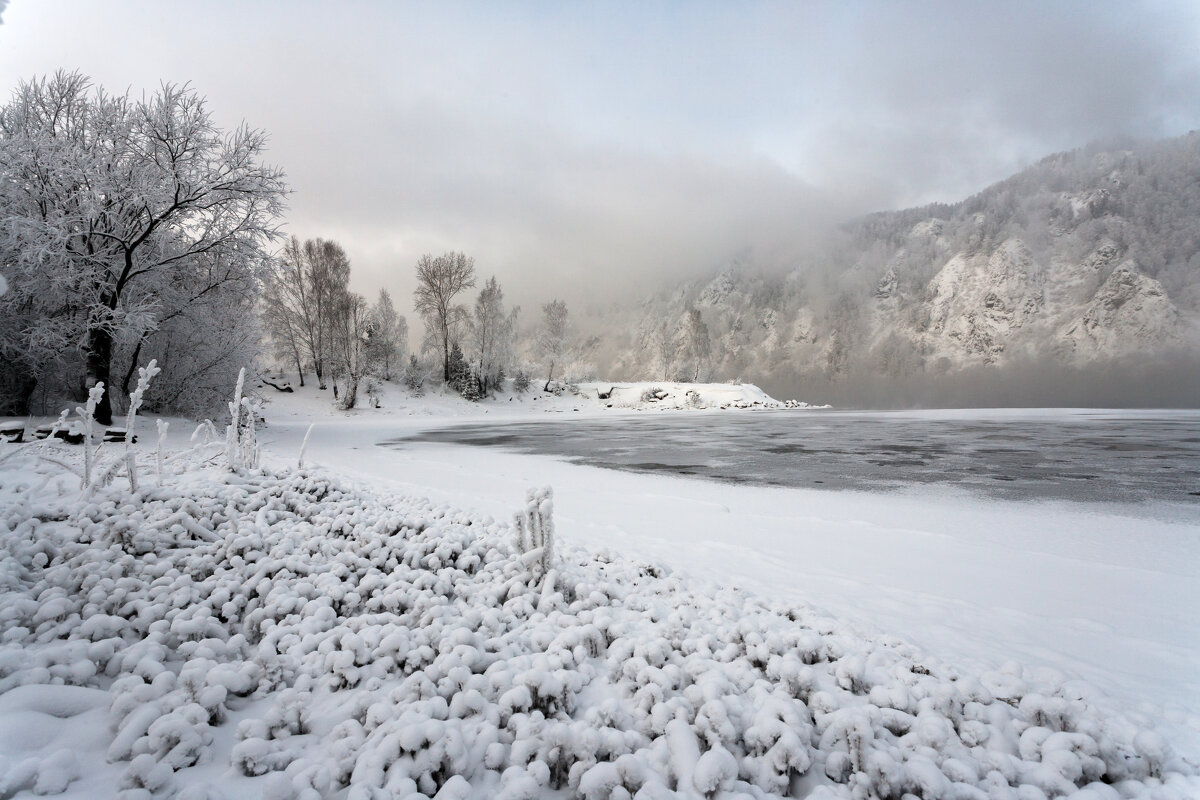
[0,72,596,420]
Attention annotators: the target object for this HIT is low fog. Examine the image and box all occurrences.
[766,354,1200,410]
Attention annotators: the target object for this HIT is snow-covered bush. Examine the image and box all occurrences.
[640,386,666,403]
[513,369,531,393]
[402,355,426,396]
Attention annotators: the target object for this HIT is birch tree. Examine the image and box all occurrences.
[535,299,569,391]
[331,291,369,409]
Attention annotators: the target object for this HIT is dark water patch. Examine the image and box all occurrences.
[395,410,1200,507]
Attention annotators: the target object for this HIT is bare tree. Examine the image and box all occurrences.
[261,237,351,389]
[535,299,569,391]
[261,248,309,385]
[309,240,352,387]
[413,252,475,382]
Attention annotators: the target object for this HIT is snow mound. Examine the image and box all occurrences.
[574,382,814,410]
[0,455,1196,798]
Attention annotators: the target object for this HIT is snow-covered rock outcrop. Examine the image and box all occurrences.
[589,134,1200,397]
[1058,265,1181,361]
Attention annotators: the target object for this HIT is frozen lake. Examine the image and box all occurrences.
[398,408,1200,511]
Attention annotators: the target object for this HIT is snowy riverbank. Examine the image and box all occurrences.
[1,380,1198,798]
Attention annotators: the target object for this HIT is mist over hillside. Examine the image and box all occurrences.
[587,133,1200,407]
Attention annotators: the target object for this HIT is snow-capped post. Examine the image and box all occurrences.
[75,382,105,488]
[124,360,160,493]
[155,419,169,486]
[299,423,314,469]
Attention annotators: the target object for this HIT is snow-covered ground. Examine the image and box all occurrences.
[1,377,1198,798]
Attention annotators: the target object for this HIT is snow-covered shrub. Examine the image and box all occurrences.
[402,355,426,396]
[364,374,382,408]
[2,458,1197,799]
[513,369,531,393]
[640,387,664,403]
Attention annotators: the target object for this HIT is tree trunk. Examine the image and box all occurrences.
[290,343,305,387]
[442,320,451,383]
[0,362,38,416]
[121,336,147,398]
[86,325,114,425]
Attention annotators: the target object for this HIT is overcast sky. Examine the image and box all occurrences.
[2,1,1199,315]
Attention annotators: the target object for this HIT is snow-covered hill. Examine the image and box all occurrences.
[591,134,1200,405]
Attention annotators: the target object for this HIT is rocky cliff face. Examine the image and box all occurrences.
[590,134,1200,402]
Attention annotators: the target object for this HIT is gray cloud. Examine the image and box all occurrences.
[1,1,1198,317]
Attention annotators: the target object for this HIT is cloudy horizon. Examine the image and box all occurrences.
[3,1,1199,316]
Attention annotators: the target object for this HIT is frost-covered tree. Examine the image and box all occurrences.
[535,300,569,391]
[0,71,286,423]
[402,354,428,396]
[366,289,406,380]
[413,252,475,383]
[468,276,517,396]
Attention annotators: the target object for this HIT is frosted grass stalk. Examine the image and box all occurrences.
[226,368,245,471]
[155,419,169,486]
[124,360,160,492]
[299,423,314,469]
[75,383,104,488]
